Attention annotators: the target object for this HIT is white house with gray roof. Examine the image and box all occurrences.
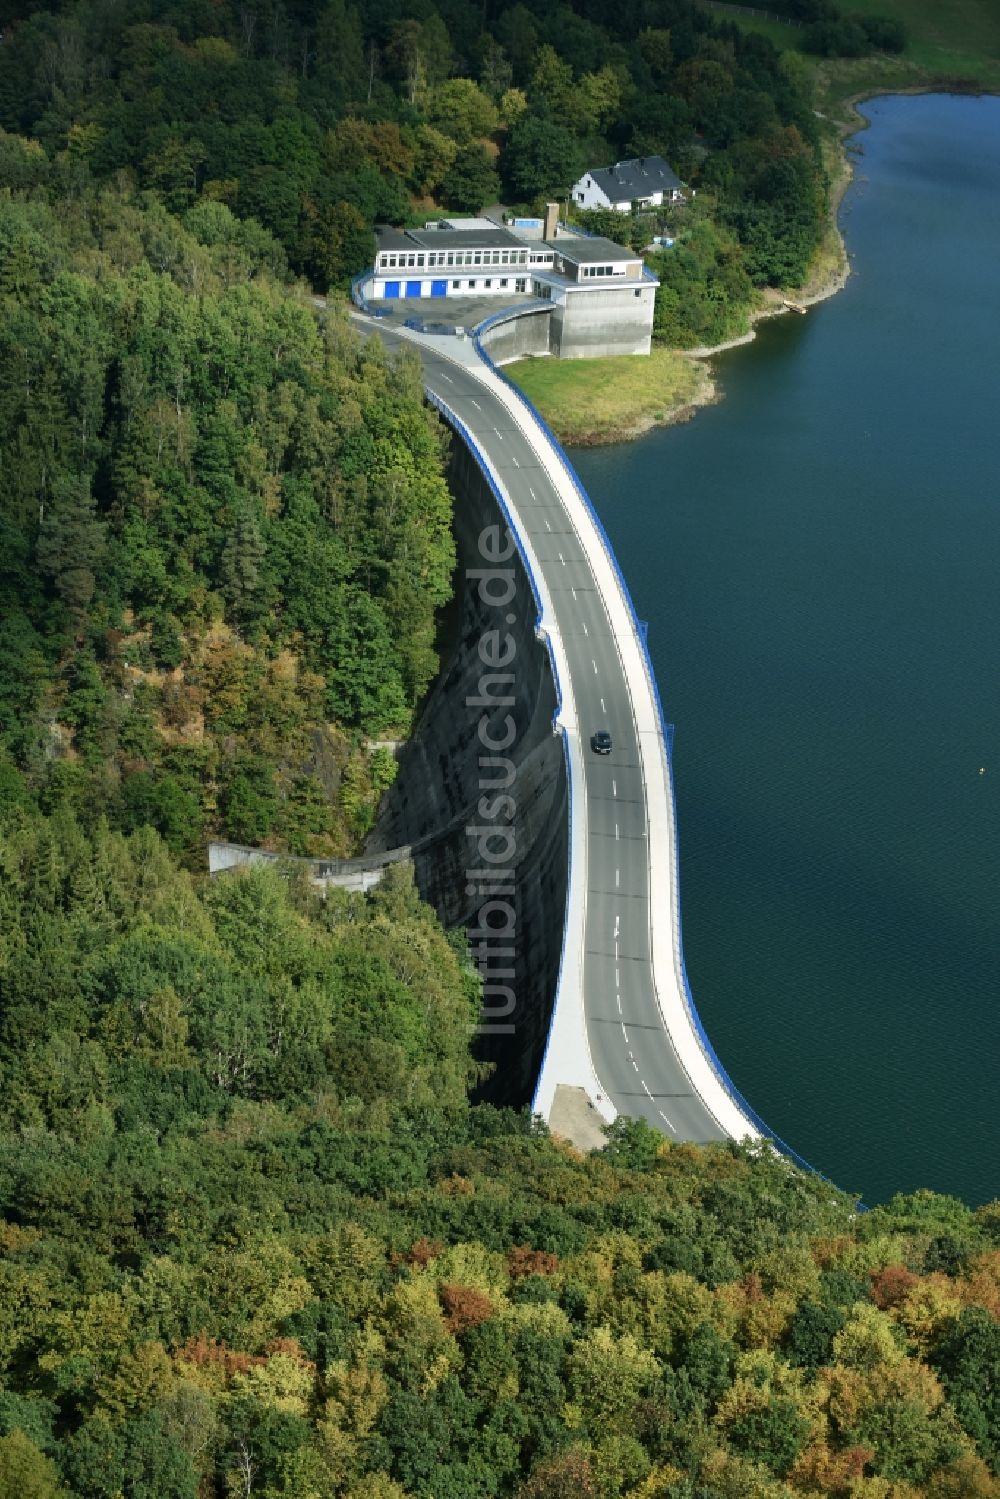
[571,156,685,212]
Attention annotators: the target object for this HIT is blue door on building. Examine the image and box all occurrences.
[406,280,422,297]
[430,280,447,297]
[383,281,401,298]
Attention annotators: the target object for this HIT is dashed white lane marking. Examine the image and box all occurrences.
[613,915,620,939]
[615,823,619,841]
[559,552,566,566]
[615,868,620,887]
[658,1109,675,1129]
[616,992,622,1013]
[438,372,453,384]
[529,486,536,500]
[642,1081,653,1098]
[512,455,519,468]
[470,398,482,410]
[621,1023,628,1039]
[616,967,620,987]
[571,587,577,600]
[493,427,503,440]
[592,659,598,673]
[631,1057,639,1072]
[543,517,552,531]
[612,779,617,796]
[582,622,589,636]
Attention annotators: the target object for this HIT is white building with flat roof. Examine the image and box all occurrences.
[366,208,658,358]
[372,219,533,302]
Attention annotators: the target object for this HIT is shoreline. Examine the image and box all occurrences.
[544,81,996,448]
[558,125,856,445]
[556,370,721,448]
[679,78,998,364]
[681,112,858,362]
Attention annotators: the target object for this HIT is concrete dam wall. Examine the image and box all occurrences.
[367,434,569,1106]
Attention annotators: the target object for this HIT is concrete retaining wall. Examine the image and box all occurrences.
[478,307,553,364]
[553,286,656,358]
[367,438,569,1105]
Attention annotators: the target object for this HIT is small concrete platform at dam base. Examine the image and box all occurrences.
[549,1086,612,1152]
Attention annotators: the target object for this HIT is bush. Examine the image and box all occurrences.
[803,17,872,56]
[441,145,501,213]
[118,770,203,854]
[220,758,279,846]
[149,614,184,669]
[857,13,907,52]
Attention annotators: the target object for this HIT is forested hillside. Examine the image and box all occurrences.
[0,0,841,344]
[2,3,998,1497]
[1,814,1000,1496]
[0,0,863,839]
[0,158,454,858]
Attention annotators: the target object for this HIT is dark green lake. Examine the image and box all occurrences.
[572,94,1000,1207]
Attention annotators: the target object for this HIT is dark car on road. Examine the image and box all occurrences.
[591,729,613,755]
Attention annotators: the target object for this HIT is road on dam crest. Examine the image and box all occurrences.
[362,314,758,1146]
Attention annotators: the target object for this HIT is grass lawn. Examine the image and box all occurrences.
[846,0,1000,82]
[503,347,712,445]
[712,12,804,51]
[704,0,1000,111]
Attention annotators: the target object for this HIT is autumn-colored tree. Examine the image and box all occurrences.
[519,1450,596,1499]
[508,1246,559,1280]
[871,1263,920,1310]
[439,1283,494,1336]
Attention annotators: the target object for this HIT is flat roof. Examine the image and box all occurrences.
[374,226,413,251]
[375,221,526,254]
[424,217,500,231]
[546,235,636,264]
[407,226,524,250]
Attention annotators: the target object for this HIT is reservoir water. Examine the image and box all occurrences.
[572,94,1000,1206]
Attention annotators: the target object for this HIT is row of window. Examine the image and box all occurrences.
[378,248,529,270]
[581,264,626,278]
[378,278,530,294]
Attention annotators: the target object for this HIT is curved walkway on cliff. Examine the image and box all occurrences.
[360,309,765,1147]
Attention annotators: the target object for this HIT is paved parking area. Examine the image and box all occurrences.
[367,293,539,332]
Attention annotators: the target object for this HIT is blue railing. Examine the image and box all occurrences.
[468,316,836,1187]
[472,322,657,642]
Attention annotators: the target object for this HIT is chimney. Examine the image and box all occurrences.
[544,201,559,241]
